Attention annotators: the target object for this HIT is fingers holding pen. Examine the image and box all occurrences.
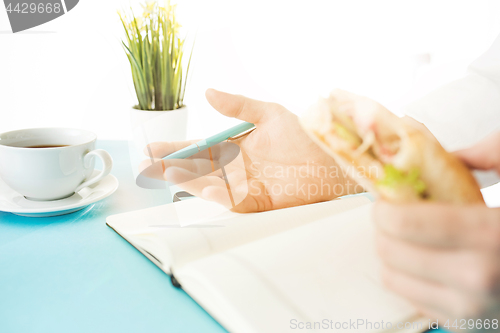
[139,157,219,181]
[144,140,199,159]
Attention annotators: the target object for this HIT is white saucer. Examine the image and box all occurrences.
[0,170,119,217]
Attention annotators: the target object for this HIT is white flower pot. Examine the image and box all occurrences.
[128,106,188,181]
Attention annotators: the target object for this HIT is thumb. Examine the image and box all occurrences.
[455,132,500,173]
[205,88,283,125]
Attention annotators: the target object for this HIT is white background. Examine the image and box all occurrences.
[1,0,500,140]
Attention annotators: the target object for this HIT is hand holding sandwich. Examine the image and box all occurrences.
[300,89,500,329]
[373,133,500,329]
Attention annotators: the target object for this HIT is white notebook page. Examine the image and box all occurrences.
[107,195,371,273]
[176,204,417,333]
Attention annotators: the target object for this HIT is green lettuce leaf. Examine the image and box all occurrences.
[376,164,426,196]
[333,122,361,147]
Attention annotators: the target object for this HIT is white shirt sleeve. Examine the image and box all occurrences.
[405,34,500,152]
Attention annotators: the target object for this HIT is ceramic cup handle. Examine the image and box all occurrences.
[75,149,113,192]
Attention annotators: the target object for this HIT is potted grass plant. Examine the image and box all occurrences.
[119,0,193,177]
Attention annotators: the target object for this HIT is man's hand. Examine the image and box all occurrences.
[142,89,362,212]
[374,133,500,331]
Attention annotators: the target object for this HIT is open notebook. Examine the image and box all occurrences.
[106,195,428,333]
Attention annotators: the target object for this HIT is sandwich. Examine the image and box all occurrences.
[300,89,484,204]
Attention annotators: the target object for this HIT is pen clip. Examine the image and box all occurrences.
[227,127,256,141]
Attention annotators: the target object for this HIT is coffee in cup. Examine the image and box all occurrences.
[0,128,113,201]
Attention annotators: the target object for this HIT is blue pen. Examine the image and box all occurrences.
[162,122,255,160]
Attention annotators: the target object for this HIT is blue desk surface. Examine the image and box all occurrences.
[0,140,226,333]
[0,140,444,333]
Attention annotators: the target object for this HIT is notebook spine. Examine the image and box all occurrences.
[170,272,182,289]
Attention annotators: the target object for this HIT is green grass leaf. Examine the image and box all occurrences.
[119,1,192,111]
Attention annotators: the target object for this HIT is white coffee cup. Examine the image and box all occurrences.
[0,128,113,201]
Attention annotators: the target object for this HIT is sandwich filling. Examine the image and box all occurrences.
[329,112,428,199]
[332,122,362,148]
[376,164,426,197]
